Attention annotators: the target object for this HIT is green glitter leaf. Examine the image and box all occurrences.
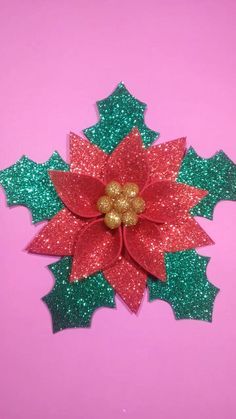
[178,148,236,219]
[83,82,159,153]
[148,250,219,322]
[0,152,69,223]
[43,257,115,333]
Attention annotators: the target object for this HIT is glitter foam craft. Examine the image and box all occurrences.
[1,83,235,332]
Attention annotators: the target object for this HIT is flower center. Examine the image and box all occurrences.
[97,181,146,229]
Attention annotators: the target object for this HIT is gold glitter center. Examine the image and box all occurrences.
[97,181,146,229]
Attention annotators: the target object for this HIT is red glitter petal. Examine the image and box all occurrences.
[70,219,122,280]
[104,252,147,313]
[106,128,149,190]
[147,138,186,183]
[124,219,166,280]
[70,132,107,180]
[158,216,214,252]
[141,181,208,223]
[49,171,105,218]
[27,208,86,256]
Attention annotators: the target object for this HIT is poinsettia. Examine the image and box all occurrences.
[27,128,213,312]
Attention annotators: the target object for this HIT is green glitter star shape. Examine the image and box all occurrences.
[44,257,115,333]
[83,82,159,153]
[178,148,236,219]
[148,250,219,321]
[0,152,68,223]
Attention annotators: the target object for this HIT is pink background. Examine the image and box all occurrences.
[0,1,236,418]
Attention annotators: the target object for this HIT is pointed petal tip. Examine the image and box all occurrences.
[26,243,35,253]
[130,126,141,135]
[69,131,84,145]
[126,300,142,314]
[104,254,148,313]
[177,136,187,144]
[200,188,209,198]
[150,270,167,282]
[199,235,215,247]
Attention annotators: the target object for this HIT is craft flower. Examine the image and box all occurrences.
[27,128,213,312]
[2,83,235,331]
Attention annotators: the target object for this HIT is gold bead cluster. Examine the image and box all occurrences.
[97,181,146,229]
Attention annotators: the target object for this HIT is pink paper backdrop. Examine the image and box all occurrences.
[0,1,236,418]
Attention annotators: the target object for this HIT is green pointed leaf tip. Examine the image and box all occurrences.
[148,250,219,322]
[43,257,115,333]
[178,148,236,219]
[83,82,159,153]
[0,152,69,223]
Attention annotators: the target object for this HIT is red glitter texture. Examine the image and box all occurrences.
[106,128,149,191]
[146,137,186,183]
[124,219,166,280]
[104,251,147,313]
[141,181,208,223]
[49,171,105,218]
[27,208,86,255]
[28,129,213,312]
[71,219,122,280]
[70,132,107,180]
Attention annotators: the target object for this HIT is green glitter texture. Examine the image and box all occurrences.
[148,250,219,322]
[0,152,69,223]
[178,148,236,219]
[43,257,116,333]
[83,82,159,153]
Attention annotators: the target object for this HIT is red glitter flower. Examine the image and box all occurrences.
[28,128,213,312]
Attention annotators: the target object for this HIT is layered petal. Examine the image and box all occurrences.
[141,181,208,223]
[104,251,147,313]
[158,216,214,252]
[49,171,105,218]
[27,208,86,255]
[124,218,166,280]
[106,128,149,190]
[69,132,107,180]
[147,138,186,182]
[70,219,122,280]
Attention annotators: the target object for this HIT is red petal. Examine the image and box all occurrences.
[141,181,208,223]
[104,252,147,313]
[147,138,186,182]
[49,171,105,218]
[106,128,149,191]
[70,132,107,180]
[158,216,214,252]
[124,219,166,280]
[27,208,86,256]
[70,219,122,280]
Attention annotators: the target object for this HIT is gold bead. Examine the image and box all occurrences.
[122,182,139,198]
[122,210,138,227]
[113,194,130,213]
[97,195,113,214]
[105,181,122,198]
[131,196,146,214]
[104,210,121,229]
